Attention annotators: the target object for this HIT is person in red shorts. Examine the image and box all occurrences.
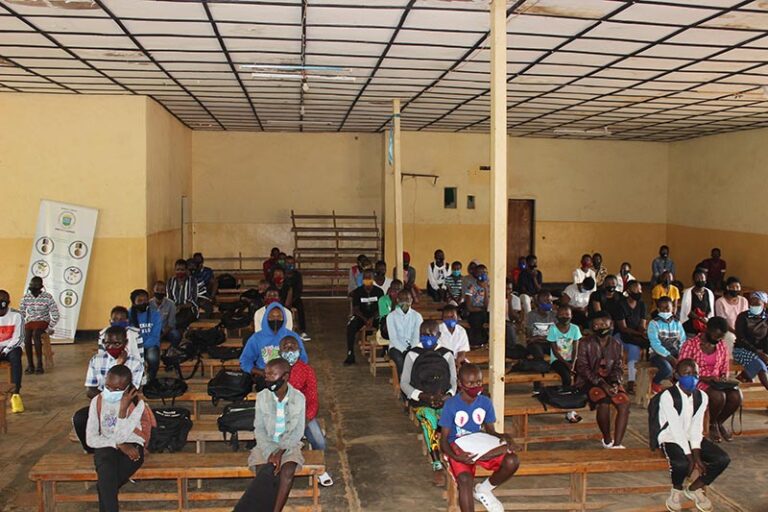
[439,364,519,512]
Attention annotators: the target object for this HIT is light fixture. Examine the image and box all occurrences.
[250,72,356,82]
[553,127,612,136]
[239,64,348,72]
[265,120,335,126]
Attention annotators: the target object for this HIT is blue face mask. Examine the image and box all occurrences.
[444,318,458,330]
[280,350,300,366]
[678,375,699,393]
[749,305,764,316]
[658,311,673,320]
[102,388,124,403]
[539,303,552,312]
[110,320,129,328]
[477,273,488,282]
[452,270,461,277]
[420,334,438,349]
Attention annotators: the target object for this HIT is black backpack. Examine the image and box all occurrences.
[509,359,551,374]
[537,385,588,410]
[188,327,226,349]
[221,310,252,330]
[218,273,238,290]
[206,345,243,361]
[161,341,203,380]
[148,407,193,453]
[648,385,703,450]
[409,347,451,406]
[142,377,188,405]
[217,400,256,451]
[207,369,253,406]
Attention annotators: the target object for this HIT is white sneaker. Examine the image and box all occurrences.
[601,439,614,449]
[300,332,312,342]
[473,483,504,512]
[666,488,684,512]
[610,445,626,449]
[684,486,713,512]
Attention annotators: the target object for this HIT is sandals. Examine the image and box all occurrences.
[708,424,722,443]
[566,411,583,424]
[317,471,333,487]
[718,423,733,442]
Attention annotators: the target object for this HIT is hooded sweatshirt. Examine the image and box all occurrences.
[240,302,308,373]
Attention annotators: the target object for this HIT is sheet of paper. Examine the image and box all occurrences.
[454,432,505,462]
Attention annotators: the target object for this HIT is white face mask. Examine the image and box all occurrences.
[102,388,124,403]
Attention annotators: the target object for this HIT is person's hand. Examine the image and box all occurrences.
[365,318,374,328]
[667,356,678,367]
[758,352,768,365]
[692,455,707,477]
[500,433,521,452]
[119,386,138,414]
[118,443,140,462]
[268,449,285,474]
[431,395,446,409]
[451,444,476,465]
[45,327,54,335]
[115,352,127,365]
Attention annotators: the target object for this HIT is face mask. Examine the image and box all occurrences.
[725,290,739,298]
[556,316,570,325]
[403,263,410,270]
[106,346,124,359]
[0,300,8,310]
[519,262,527,270]
[154,292,166,301]
[605,286,617,293]
[277,259,285,267]
[629,292,643,301]
[29,287,42,297]
[658,311,673,320]
[266,374,286,394]
[449,270,460,278]
[398,302,410,312]
[111,320,129,328]
[444,318,458,330]
[661,253,669,259]
[695,280,706,288]
[462,384,483,398]
[274,277,284,286]
[134,303,149,313]
[749,305,764,316]
[280,350,300,366]
[477,273,488,282]
[539,302,552,312]
[286,264,295,271]
[621,269,629,276]
[374,271,384,278]
[268,319,282,332]
[175,271,186,279]
[662,279,671,286]
[678,375,699,393]
[102,388,124,403]
[595,327,612,338]
[420,334,438,349]
[362,278,374,287]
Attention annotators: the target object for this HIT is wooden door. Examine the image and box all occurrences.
[507,199,534,275]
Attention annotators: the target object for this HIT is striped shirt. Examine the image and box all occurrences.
[19,291,60,326]
[85,351,144,390]
[166,277,199,316]
[273,395,287,443]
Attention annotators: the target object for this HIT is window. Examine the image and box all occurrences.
[467,195,476,209]
[444,187,457,209]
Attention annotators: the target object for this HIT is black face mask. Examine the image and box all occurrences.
[154,292,166,301]
[725,289,739,298]
[556,317,570,325]
[695,280,706,289]
[268,319,282,332]
[0,300,8,311]
[629,292,643,301]
[595,327,612,338]
[662,279,671,286]
[374,271,384,278]
[266,373,287,394]
[29,287,42,297]
[134,303,149,313]
[605,286,617,293]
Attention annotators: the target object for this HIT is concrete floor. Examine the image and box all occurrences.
[0,298,766,511]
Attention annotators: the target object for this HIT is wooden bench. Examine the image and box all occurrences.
[445,449,671,512]
[144,390,258,420]
[177,357,242,379]
[0,361,12,383]
[368,330,390,377]
[635,361,747,407]
[0,382,12,434]
[189,418,327,453]
[29,450,325,511]
[42,333,55,369]
[503,394,598,447]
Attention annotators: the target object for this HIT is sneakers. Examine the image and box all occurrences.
[10,393,24,413]
[24,366,34,374]
[473,483,504,512]
[684,486,713,512]
[610,444,626,449]
[300,332,312,342]
[343,353,356,365]
[601,439,614,449]
[666,488,684,512]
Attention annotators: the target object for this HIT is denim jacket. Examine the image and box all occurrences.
[248,384,306,467]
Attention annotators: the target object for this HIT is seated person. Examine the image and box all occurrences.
[235,358,305,512]
[657,359,730,512]
[0,290,25,413]
[679,317,740,443]
[377,279,402,340]
[74,327,144,452]
[734,292,768,390]
[714,276,747,352]
[373,260,392,294]
[86,365,153,512]
[273,268,309,341]
[698,248,727,292]
[591,253,607,288]
[253,288,294,333]
[402,252,418,300]
[279,337,333,487]
[616,262,637,294]
[574,312,630,449]
[652,271,681,314]
[401,320,457,485]
[648,297,687,393]
[572,254,596,288]
[439,364,520,512]
[547,304,582,423]
[439,304,470,366]
[652,245,676,285]
[166,259,199,330]
[149,280,179,346]
[464,264,490,347]
[347,254,367,295]
[426,249,450,302]
[128,290,162,382]
[560,277,594,328]
[98,306,144,364]
[618,280,648,395]
[20,276,59,375]
[680,271,715,335]
[187,257,213,317]
[524,290,556,360]
[345,270,383,365]
[387,289,423,377]
[505,279,522,351]
[516,255,542,314]
[192,252,216,298]
[444,261,464,305]
[263,246,281,281]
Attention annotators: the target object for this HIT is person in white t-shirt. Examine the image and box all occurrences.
[426,249,450,302]
[438,304,470,366]
[572,254,596,291]
[616,262,637,294]
[253,288,294,333]
[560,277,594,329]
[373,260,392,294]
[0,290,25,413]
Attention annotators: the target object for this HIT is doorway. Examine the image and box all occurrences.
[507,199,535,275]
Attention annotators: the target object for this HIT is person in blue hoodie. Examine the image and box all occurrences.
[240,302,308,389]
[128,289,163,382]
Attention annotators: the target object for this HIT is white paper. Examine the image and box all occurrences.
[454,432,505,462]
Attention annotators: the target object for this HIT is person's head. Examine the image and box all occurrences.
[186,257,199,273]
[626,280,642,301]
[103,365,133,402]
[103,326,128,358]
[526,254,537,270]
[517,256,527,270]
[476,264,488,282]
[467,261,477,276]
[590,311,613,338]
[592,253,603,269]
[556,304,572,326]
[272,268,285,286]
[266,305,285,333]
[264,357,291,394]
[0,290,10,315]
[257,279,269,294]
[711,248,721,260]
[285,255,296,272]
[450,261,462,277]
[703,316,728,347]
[580,254,592,270]
[656,296,674,317]
[442,304,459,330]
[580,276,595,292]
[434,249,445,264]
[356,254,367,267]
[277,252,287,268]
[28,276,43,296]
[603,275,618,294]
[110,306,129,327]
[264,287,280,306]
[397,289,413,312]
[360,257,372,272]
[361,269,374,289]
[748,291,768,316]
[130,289,149,312]
[724,276,741,298]
[675,358,699,394]
[536,290,552,312]
[659,245,670,259]
[174,259,188,279]
[278,335,301,366]
[388,279,403,300]
[152,280,166,300]
[620,262,632,276]
[692,270,707,290]
[270,247,280,260]
[374,260,387,278]
[193,252,204,266]
[458,363,483,398]
[420,319,441,349]
[402,252,411,269]
[660,270,672,286]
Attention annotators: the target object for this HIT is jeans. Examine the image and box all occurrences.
[304,418,327,451]
[94,446,144,512]
[550,359,572,387]
[73,405,93,453]
[623,342,642,382]
[388,348,406,378]
[145,346,160,381]
[0,347,22,393]
[650,353,674,384]
[662,440,729,489]
[467,311,488,346]
[165,329,182,347]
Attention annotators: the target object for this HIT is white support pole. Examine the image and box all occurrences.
[489,0,508,432]
[393,99,405,280]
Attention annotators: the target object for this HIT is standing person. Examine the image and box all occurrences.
[591,253,607,288]
[149,280,178,346]
[444,261,464,305]
[652,271,681,314]
[0,290,25,413]
[263,247,281,281]
[525,290,556,360]
[344,270,383,365]
[464,264,490,347]
[733,291,768,390]
[19,276,59,374]
[574,312,630,449]
[648,297,687,394]
[652,245,676,285]
[680,271,715,335]
[128,290,162,382]
[372,260,392,294]
[618,280,648,395]
[698,248,727,292]
[86,365,154,512]
[516,255,542,314]
[572,254,595,289]
[235,358,305,512]
[560,277,594,329]
[438,304,470,366]
[166,259,199,331]
[547,305,582,423]
[656,359,730,512]
[426,249,450,302]
[714,276,748,353]
[377,279,402,340]
[616,262,637,294]
[387,289,423,377]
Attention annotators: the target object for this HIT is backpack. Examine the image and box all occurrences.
[161,342,203,380]
[207,369,253,406]
[409,347,451,406]
[509,359,551,374]
[537,385,588,410]
[218,273,238,290]
[221,309,252,330]
[188,327,226,349]
[96,395,156,447]
[148,407,193,453]
[217,400,256,451]
[142,377,189,405]
[648,385,703,450]
[206,345,243,361]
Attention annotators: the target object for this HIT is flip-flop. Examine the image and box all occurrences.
[566,412,583,424]
[317,472,333,487]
